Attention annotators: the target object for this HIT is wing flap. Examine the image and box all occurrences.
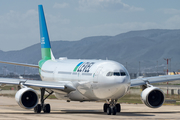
[24,80,65,90]
[131,75,180,87]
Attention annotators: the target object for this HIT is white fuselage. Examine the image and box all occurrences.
[40,59,131,101]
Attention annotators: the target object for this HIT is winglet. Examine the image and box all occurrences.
[38,5,55,60]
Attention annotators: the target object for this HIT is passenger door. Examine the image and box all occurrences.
[93,67,103,83]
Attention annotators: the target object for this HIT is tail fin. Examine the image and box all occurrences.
[38,5,55,60]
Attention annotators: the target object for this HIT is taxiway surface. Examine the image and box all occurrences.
[0,96,180,120]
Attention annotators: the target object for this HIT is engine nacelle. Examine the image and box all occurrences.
[141,86,165,108]
[15,87,38,109]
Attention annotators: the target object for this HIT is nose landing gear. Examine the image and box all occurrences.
[103,100,121,115]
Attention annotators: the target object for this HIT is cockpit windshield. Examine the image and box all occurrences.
[106,70,127,76]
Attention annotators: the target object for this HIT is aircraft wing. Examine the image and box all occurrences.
[0,78,76,92]
[0,60,39,68]
[131,75,180,87]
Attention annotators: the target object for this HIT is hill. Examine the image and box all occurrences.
[0,29,180,74]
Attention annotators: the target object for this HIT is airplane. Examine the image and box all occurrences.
[0,5,180,115]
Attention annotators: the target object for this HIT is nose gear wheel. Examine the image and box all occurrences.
[103,99,121,115]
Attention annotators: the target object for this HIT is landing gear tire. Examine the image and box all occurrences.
[103,103,109,112]
[34,88,53,114]
[112,107,117,115]
[43,104,51,113]
[107,107,111,115]
[34,104,41,113]
[116,103,121,112]
[104,100,120,115]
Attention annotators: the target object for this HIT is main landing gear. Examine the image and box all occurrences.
[34,88,54,113]
[103,100,121,115]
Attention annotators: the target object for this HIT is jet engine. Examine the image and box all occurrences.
[141,86,165,108]
[15,87,38,109]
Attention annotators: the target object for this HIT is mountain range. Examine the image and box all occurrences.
[0,29,180,74]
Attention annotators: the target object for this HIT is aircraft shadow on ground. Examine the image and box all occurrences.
[58,110,180,116]
[0,110,179,117]
[118,112,177,117]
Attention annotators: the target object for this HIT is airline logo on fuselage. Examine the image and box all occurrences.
[73,62,95,72]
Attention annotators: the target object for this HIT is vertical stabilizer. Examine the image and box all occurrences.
[38,5,54,60]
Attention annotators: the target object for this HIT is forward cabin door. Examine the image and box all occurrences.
[93,67,103,83]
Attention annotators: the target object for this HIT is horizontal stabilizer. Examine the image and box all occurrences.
[0,60,39,68]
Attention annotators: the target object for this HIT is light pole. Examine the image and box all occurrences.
[164,58,172,96]
[164,58,171,75]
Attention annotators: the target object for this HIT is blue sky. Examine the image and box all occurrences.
[0,0,180,51]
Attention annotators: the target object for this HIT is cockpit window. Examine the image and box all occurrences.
[120,72,126,76]
[106,71,127,76]
[106,72,113,76]
[113,72,121,76]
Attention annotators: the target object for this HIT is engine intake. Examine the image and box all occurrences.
[141,86,165,108]
[15,87,38,109]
